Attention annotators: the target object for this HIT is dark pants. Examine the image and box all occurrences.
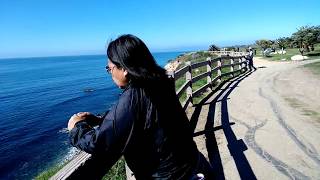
[248,59,256,71]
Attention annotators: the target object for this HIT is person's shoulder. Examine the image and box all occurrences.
[121,85,138,96]
[121,84,145,100]
[116,86,144,110]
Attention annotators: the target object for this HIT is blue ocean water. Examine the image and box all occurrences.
[0,52,184,179]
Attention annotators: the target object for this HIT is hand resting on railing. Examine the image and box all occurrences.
[67,112,103,131]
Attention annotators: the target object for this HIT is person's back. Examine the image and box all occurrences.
[122,79,199,179]
[246,48,253,60]
[246,47,256,71]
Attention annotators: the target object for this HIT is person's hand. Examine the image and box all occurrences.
[67,112,91,131]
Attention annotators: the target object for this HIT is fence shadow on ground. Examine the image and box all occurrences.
[306,52,320,56]
[191,69,258,180]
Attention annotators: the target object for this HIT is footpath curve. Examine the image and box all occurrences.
[188,57,320,179]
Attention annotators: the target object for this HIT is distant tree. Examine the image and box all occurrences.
[284,37,295,48]
[208,44,220,51]
[270,40,277,52]
[291,25,320,54]
[224,46,236,51]
[276,37,287,49]
[255,39,273,50]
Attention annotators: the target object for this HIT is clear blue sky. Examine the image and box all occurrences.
[1,0,320,58]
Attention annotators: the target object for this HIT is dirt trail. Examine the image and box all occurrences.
[188,57,320,180]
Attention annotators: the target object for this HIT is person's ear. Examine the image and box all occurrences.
[123,69,128,77]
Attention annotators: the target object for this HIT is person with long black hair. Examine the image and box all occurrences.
[67,34,214,179]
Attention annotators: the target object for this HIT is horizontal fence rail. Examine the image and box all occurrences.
[171,52,247,110]
[51,51,248,180]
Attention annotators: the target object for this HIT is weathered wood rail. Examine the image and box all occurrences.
[50,51,248,180]
[169,52,247,110]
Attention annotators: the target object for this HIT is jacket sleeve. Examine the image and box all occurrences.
[69,89,138,156]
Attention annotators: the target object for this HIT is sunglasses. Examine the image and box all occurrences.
[105,65,116,74]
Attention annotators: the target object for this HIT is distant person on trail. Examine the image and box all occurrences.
[245,47,256,71]
[67,34,214,179]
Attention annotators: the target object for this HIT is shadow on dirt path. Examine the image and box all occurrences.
[191,70,257,179]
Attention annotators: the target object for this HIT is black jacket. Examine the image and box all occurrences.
[69,79,200,179]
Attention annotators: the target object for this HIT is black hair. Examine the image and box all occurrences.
[107,34,167,83]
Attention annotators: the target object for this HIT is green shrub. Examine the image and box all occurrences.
[34,164,64,180]
[35,158,126,180]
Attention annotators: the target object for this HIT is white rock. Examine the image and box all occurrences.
[291,55,308,61]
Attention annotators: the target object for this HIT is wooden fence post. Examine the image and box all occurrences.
[242,57,247,71]
[230,57,234,77]
[185,61,193,105]
[206,57,212,90]
[167,70,175,81]
[217,58,222,83]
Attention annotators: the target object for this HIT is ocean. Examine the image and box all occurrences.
[0,52,184,179]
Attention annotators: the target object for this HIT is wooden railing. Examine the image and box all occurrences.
[208,50,244,56]
[51,52,247,180]
[50,151,91,180]
[169,53,247,110]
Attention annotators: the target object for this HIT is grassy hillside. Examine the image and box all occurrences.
[172,51,242,104]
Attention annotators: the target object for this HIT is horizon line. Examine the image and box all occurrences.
[0,50,195,60]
